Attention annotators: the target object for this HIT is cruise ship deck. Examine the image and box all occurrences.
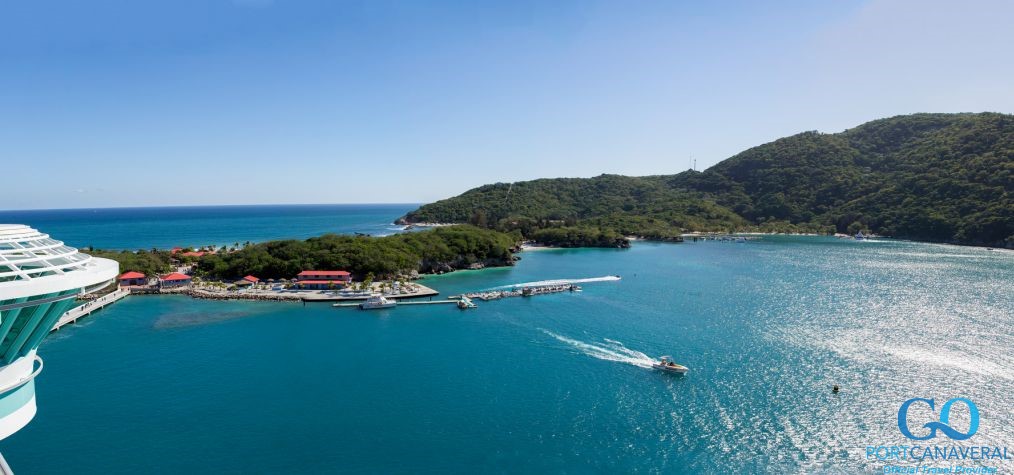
[0,225,118,459]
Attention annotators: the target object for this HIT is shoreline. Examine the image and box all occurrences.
[130,281,442,303]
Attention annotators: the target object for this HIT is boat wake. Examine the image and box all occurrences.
[492,275,620,289]
[541,330,655,369]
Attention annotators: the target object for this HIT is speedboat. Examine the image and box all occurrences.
[652,356,689,374]
[359,295,396,310]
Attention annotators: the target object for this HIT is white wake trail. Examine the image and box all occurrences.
[542,330,655,369]
[492,275,621,290]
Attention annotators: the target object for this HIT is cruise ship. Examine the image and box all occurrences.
[0,225,118,468]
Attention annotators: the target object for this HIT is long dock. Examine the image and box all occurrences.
[302,284,439,302]
[51,288,130,331]
[333,298,468,308]
[463,283,581,301]
[334,296,476,310]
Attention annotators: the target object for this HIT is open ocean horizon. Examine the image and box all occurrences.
[0,205,1010,473]
[0,204,419,250]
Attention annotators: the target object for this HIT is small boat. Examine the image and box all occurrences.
[855,231,866,240]
[652,356,689,374]
[359,295,396,310]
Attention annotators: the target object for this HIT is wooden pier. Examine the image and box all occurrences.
[51,288,130,331]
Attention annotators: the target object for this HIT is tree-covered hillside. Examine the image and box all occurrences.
[402,174,751,244]
[403,113,1013,247]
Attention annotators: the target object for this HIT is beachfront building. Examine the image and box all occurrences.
[118,271,146,286]
[234,276,259,288]
[0,225,118,452]
[159,272,192,287]
[295,270,350,290]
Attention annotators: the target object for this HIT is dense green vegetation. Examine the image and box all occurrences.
[403,113,1013,247]
[195,225,520,279]
[528,226,629,248]
[402,175,749,246]
[88,249,174,277]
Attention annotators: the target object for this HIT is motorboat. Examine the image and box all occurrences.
[359,295,396,310]
[652,356,689,374]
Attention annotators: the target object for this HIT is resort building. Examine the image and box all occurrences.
[234,276,259,288]
[118,271,146,286]
[159,272,192,287]
[0,225,118,448]
[295,270,351,290]
[296,270,351,282]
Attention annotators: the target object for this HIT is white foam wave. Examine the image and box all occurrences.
[542,330,655,368]
[492,275,621,289]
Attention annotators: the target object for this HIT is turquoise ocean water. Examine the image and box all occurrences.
[0,207,1011,473]
[0,204,417,250]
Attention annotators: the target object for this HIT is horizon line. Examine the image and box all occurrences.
[0,202,424,213]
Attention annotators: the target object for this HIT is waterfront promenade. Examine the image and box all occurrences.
[52,288,130,331]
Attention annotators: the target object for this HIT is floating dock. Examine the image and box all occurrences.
[52,288,130,331]
[333,296,475,309]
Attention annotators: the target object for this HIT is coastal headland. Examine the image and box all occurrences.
[398,113,1013,249]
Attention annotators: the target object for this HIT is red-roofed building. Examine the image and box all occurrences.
[242,275,260,283]
[170,247,183,254]
[295,279,347,290]
[297,270,351,282]
[294,270,351,289]
[160,272,193,287]
[119,271,146,286]
[182,251,206,258]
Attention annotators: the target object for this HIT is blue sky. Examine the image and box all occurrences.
[2,0,1012,210]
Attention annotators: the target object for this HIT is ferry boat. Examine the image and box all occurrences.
[359,295,396,310]
[652,356,689,374]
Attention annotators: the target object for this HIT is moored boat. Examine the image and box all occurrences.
[359,295,396,310]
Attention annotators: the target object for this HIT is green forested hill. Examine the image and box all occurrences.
[403,113,1013,247]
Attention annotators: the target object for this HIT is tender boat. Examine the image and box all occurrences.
[652,356,689,374]
[359,295,396,310]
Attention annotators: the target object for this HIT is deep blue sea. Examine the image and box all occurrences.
[0,204,417,250]
[0,207,1011,473]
